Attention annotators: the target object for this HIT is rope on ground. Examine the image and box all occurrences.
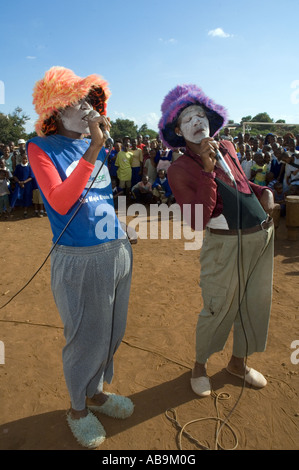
[165,389,239,451]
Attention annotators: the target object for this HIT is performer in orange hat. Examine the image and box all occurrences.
[27,67,134,448]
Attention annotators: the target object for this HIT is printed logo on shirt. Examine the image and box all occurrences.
[66,160,111,189]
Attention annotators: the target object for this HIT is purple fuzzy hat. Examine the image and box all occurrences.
[158,84,228,149]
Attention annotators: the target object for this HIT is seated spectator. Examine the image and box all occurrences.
[273,182,286,217]
[152,169,174,206]
[131,175,153,204]
[111,177,124,209]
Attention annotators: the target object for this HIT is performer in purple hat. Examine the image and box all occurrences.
[159,84,278,397]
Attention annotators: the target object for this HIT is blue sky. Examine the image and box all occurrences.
[1,0,299,135]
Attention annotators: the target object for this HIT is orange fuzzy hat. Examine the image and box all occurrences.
[33,66,111,136]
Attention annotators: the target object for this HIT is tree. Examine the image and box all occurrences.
[251,112,273,123]
[241,115,252,123]
[137,124,157,140]
[0,107,30,144]
[110,118,157,141]
[110,119,138,141]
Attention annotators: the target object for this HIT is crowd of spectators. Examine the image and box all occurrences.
[1,129,298,223]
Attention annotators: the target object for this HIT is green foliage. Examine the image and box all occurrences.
[231,112,299,138]
[110,118,157,142]
[0,107,30,144]
[251,112,273,123]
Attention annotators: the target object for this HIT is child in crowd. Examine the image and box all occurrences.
[152,169,174,205]
[273,182,286,217]
[143,149,157,184]
[156,144,172,173]
[0,167,13,218]
[172,148,183,162]
[251,152,268,186]
[108,141,121,179]
[10,151,34,217]
[111,177,124,209]
[131,174,153,204]
[241,147,254,180]
[130,139,144,188]
[31,175,46,217]
[115,142,133,198]
[237,143,245,162]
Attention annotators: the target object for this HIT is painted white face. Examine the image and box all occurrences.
[60,99,93,134]
[178,105,210,144]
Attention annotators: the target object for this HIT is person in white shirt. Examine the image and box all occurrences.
[241,147,254,180]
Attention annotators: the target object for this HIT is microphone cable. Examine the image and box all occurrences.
[214,177,249,449]
[0,142,113,311]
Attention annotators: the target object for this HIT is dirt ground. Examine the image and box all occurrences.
[0,206,298,451]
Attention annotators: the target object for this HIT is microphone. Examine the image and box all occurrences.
[214,148,235,182]
[87,110,114,146]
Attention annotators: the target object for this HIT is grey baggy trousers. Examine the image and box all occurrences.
[51,238,132,410]
[196,224,274,363]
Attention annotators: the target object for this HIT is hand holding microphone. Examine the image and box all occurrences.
[87,110,113,148]
[199,137,235,182]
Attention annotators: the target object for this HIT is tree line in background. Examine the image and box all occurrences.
[1,108,299,144]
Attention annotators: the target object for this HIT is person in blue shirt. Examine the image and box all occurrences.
[152,169,174,205]
[10,151,33,217]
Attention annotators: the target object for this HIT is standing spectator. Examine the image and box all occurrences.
[143,149,157,184]
[137,134,145,151]
[172,148,183,163]
[0,167,12,218]
[15,139,26,165]
[251,153,267,186]
[108,141,121,179]
[270,146,284,182]
[156,144,172,173]
[130,138,143,188]
[31,173,45,217]
[241,147,254,180]
[221,127,233,142]
[115,141,133,197]
[2,145,14,173]
[237,143,245,162]
[10,151,34,217]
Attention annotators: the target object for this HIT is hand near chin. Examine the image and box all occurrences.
[198,137,219,173]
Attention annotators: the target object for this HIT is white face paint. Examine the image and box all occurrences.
[178,105,210,144]
[60,98,93,134]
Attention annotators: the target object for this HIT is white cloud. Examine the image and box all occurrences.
[26,56,37,60]
[113,111,159,131]
[208,28,232,38]
[158,37,178,45]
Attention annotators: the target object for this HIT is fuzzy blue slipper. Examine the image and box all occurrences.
[88,393,134,419]
[66,410,106,448]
